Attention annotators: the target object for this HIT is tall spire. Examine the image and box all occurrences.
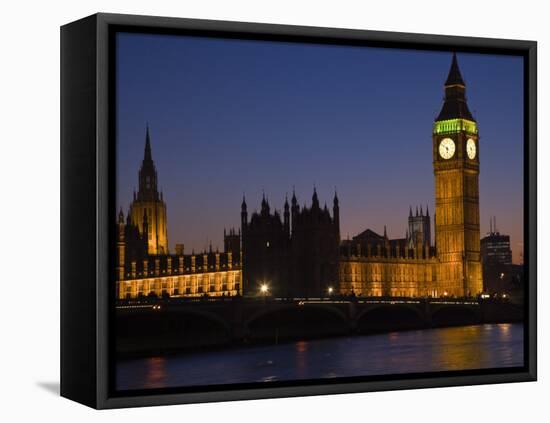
[144,123,152,162]
[137,124,159,201]
[436,53,475,122]
[445,52,465,86]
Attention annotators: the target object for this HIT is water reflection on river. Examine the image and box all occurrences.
[116,323,523,391]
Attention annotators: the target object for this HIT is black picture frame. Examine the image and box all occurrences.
[60,12,537,409]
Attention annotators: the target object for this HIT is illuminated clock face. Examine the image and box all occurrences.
[439,138,455,159]
[467,138,477,159]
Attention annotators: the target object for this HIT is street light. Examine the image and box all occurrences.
[260,283,269,295]
[327,287,334,295]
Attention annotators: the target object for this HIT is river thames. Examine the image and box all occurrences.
[116,323,523,390]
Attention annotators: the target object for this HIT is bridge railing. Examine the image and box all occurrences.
[115,294,492,309]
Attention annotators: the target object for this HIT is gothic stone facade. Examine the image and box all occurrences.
[240,189,340,298]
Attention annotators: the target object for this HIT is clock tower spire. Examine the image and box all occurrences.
[433,53,483,297]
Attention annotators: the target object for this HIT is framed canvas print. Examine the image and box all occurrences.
[60,13,537,409]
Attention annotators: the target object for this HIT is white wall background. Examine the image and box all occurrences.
[0,0,546,420]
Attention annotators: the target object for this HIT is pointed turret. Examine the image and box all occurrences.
[312,187,319,209]
[241,194,248,232]
[333,189,340,238]
[409,206,413,218]
[291,188,299,234]
[261,191,270,215]
[118,208,124,224]
[291,188,299,214]
[283,194,290,238]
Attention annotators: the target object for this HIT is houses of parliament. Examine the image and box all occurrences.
[115,53,483,300]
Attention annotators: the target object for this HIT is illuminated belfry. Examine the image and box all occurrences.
[432,53,483,296]
[129,126,168,255]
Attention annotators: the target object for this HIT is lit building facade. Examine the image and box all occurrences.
[339,222,439,297]
[116,129,242,299]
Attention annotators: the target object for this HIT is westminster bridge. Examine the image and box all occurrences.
[115,296,523,355]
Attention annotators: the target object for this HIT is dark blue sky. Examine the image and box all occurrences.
[116,32,524,263]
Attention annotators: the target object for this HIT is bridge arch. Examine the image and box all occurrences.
[355,303,426,333]
[430,304,481,327]
[245,303,349,341]
[116,307,232,353]
[169,307,233,332]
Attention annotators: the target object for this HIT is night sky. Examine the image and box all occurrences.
[116,32,524,263]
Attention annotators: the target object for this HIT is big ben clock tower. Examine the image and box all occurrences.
[433,53,483,297]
